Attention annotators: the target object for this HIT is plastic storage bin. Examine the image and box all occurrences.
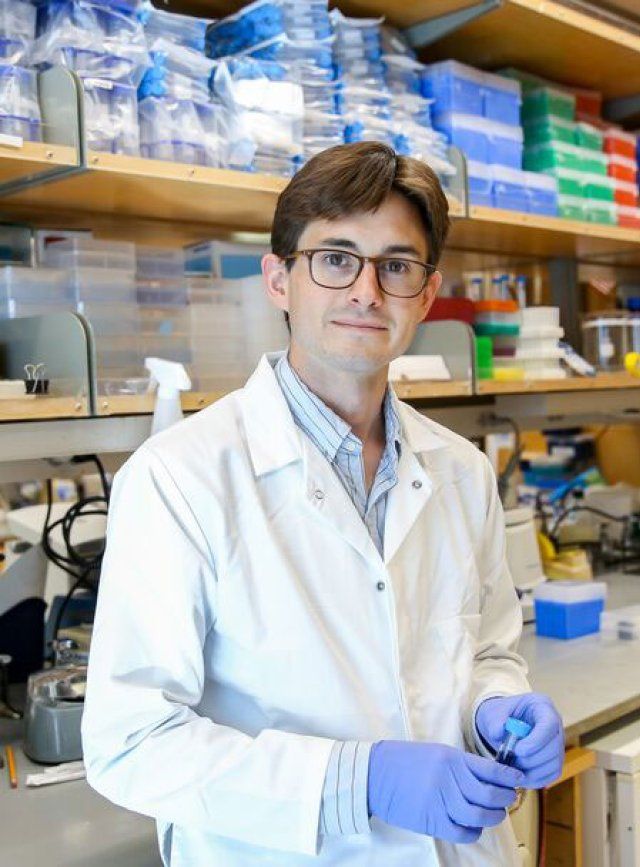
[524,171,558,215]
[582,311,632,370]
[586,199,617,225]
[43,239,136,270]
[618,205,640,228]
[534,580,607,639]
[522,86,576,123]
[523,116,575,147]
[467,160,492,206]
[558,194,587,221]
[482,72,521,125]
[0,266,71,308]
[434,113,523,168]
[608,154,637,183]
[583,174,615,201]
[604,128,637,160]
[474,300,521,336]
[613,179,638,207]
[601,605,640,641]
[65,267,137,304]
[421,60,484,116]
[491,166,528,212]
[524,142,583,173]
[575,121,603,151]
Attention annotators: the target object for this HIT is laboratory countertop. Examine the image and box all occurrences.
[520,570,640,744]
[1,570,639,866]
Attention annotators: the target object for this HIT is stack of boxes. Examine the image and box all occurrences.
[31,0,149,155]
[424,60,558,216]
[0,0,41,143]
[605,128,640,229]
[138,8,222,167]
[522,85,616,224]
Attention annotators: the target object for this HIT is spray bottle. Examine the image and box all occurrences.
[145,357,192,436]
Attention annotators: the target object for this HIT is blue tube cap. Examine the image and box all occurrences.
[505,717,532,739]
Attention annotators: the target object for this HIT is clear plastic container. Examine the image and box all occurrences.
[545,167,586,197]
[601,605,640,641]
[582,311,632,370]
[0,64,42,142]
[81,78,140,155]
[43,239,136,271]
[583,174,616,201]
[136,279,188,307]
[140,6,209,52]
[66,267,137,303]
[522,306,561,330]
[77,301,141,335]
[524,141,584,172]
[433,113,523,167]
[524,170,558,215]
[0,266,71,305]
[491,165,528,212]
[581,149,609,176]
[467,160,493,207]
[136,246,185,280]
[535,580,607,604]
[575,121,603,151]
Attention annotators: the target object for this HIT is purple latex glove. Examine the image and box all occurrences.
[475,693,564,789]
[367,740,523,844]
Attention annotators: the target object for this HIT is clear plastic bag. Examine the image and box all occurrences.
[82,77,139,155]
[138,2,209,52]
[0,64,41,141]
[0,0,36,41]
[31,0,149,87]
[139,96,221,167]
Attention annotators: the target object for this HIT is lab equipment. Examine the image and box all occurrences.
[504,507,546,622]
[42,237,136,270]
[475,693,564,788]
[496,717,533,767]
[534,580,607,639]
[367,740,522,842]
[583,715,640,865]
[23,664,86,763]
[600,605,640,641]
[145,357,192,435]
[582,311,635,371]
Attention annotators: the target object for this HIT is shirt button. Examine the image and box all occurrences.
[347,442,356,452]
[377,581,386,592]
[314,489,324,500]
[412,480,422,489]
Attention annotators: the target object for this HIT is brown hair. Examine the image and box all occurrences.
[271,142,450,267]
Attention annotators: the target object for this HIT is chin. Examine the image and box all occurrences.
[327,349,391,375]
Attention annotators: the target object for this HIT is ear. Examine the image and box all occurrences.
[417,270,443,322]
[262,253,290,313]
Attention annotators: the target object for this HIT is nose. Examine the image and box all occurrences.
[346,260,383,308]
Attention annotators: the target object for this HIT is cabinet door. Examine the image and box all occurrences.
[615,771,640,867]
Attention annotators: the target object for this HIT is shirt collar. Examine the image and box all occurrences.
[275,353,402,464]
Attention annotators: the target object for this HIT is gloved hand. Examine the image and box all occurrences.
[367,740,523,844]
[475,693,564,789]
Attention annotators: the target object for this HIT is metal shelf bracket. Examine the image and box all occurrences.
[403,0,502,49]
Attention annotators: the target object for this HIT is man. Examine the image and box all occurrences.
[83,142,563,866]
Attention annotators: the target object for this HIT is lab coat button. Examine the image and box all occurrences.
[376,581,386,591]
[314,489,324,500]
[412,480,422,489]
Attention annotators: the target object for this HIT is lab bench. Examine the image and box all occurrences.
[1,571,640,866]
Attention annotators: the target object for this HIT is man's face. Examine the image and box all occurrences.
[263,192,442,377]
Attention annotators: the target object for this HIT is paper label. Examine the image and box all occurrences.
[0,133,24,149]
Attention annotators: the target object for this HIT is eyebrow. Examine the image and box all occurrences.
[317,238,426,259]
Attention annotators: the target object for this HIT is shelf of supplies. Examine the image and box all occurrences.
[0,150,463,242]
[164,0,640,98]
[449,206,640,266]
[0,141,76,186]
[344,0,640,99]
[478,371,640,395]
[0,396,89,423]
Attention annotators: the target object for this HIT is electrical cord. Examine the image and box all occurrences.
[480,412,522,504]
[41,455,110,645]
[549,504,629,541]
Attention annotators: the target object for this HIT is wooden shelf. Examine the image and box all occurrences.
[0,141,76,186]
[450,206,640,266]
[478,371,640,395]
[163,0,640,99]
[0,396,88,423]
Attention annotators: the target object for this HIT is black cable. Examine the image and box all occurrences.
[549,504,629,540]
[40,455,110,644]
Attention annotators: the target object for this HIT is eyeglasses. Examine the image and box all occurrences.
[283,248,439,299]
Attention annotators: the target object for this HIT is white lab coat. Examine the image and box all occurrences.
[83,352,531,867]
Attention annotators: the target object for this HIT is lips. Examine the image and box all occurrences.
[331,320,388,331]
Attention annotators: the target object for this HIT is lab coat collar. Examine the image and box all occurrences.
[240,353,450,479]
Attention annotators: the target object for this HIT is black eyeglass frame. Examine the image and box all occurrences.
[283,248,440,299]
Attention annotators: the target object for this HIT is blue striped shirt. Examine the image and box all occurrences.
[274,353,402,837]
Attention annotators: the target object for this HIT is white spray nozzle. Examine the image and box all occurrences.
[145,357,192,399]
